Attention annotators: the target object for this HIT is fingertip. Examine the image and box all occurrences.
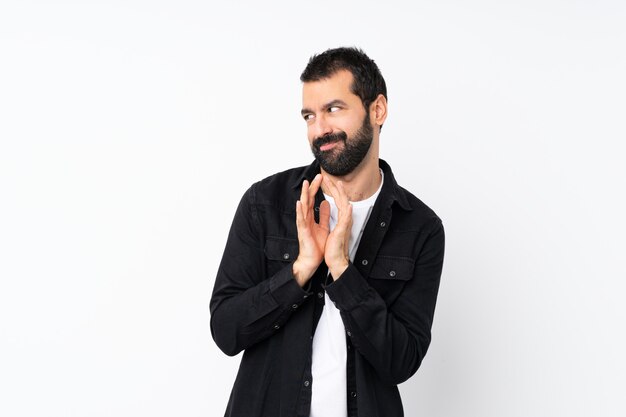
[296,200,303,221]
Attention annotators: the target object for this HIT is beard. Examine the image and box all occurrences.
[310,113,374,177]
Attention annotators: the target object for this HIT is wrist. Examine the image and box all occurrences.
[292,259,315,287]
[328,259,349,280]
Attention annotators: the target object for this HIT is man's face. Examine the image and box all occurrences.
[301,70,374,176]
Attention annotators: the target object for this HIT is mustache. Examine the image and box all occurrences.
[312,131,347,150]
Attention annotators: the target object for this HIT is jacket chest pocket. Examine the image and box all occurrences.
[264,236,299,277]
[367,256,415,305]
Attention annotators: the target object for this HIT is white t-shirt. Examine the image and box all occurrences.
[310,171,384,417]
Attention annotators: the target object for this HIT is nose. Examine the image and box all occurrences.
[310,114,333,139]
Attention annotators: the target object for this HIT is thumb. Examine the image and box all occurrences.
[318,200,330,231]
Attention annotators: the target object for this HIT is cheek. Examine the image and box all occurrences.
[336,117,359,135]
[307,128,315,144]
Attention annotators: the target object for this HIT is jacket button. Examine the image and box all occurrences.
[351,391,357,398]
[317,292,324,298]
[273,324,280,330]
[389,270,396,277]
[304,380,310,387]
[282,253,290,260]
[361,259,368,266]
[292,304,298,309]
[380,221,386,227]
[346,330,352,337]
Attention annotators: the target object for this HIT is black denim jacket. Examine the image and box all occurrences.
[210,159,445,417]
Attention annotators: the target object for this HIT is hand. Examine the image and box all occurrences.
[293,174,331,286]
[322,176,352,280]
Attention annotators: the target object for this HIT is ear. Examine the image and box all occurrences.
[370,94,388,129]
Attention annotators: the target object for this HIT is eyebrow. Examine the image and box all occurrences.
[300,99,349,117]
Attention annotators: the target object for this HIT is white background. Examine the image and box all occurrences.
[1,1,625,416]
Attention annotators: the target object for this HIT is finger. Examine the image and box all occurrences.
[343,204,353,247]
[345,203,353,230]
[335,180,351,209]
[318,200,330,231]
[322,175,339,200]
[328,180,350,228]
[323,177,351,224]
[296,200,305,231]
[308,174,322,202]
[300,180,309,221]
[346,204,353,244]
[336,201,353,231]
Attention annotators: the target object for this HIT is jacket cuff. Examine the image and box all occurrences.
[269,262,312,308]
[324,263,370,311]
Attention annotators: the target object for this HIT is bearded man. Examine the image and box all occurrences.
[210,47,445,417]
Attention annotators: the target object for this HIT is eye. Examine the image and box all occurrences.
[328,106,340,113]
[303,113,314,122]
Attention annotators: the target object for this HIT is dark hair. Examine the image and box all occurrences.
[300,47,387,111]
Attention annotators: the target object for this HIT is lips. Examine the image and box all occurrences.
[313,132,347,153]
[320,141,339,151]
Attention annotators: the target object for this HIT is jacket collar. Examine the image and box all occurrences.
[291,159,413,211]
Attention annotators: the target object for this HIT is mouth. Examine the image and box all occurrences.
[319,141,339,151]
[313,132,347,154]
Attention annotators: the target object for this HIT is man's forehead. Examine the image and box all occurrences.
[302,69,354,91]
[302,69,357,105]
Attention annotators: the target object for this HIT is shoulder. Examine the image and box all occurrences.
[392,182,443,235]
[380,158,442,231]
[245,164,308,207]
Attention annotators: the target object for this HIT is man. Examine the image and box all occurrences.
[210,47,445,417]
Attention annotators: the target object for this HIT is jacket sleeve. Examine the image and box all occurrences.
[325,219,445,385]
[210,186,310,356]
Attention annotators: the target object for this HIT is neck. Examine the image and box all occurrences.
[321,153,382,202]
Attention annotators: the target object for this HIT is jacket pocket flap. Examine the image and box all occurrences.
[369,256,415,281]
[264,237,299,262]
